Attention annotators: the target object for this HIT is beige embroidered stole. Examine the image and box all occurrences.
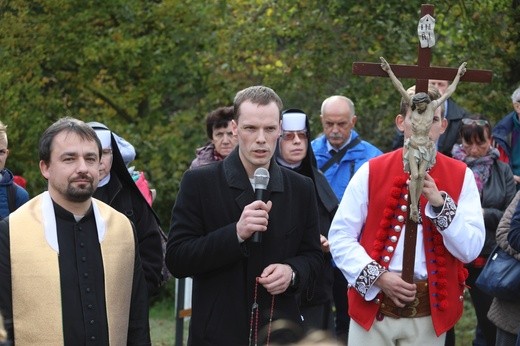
[10,194,135,345]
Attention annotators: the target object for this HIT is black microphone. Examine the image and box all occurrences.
[252,167,270,243]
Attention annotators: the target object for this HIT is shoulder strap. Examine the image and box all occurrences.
[8,183,18,213]
[320,137,361,173]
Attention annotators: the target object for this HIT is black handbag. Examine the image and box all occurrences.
[475,245,520,301]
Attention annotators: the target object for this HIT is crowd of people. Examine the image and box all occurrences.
[0,83,519,345]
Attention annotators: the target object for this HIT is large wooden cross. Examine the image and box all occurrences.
[352,4,493,284]
[352,4,492,93]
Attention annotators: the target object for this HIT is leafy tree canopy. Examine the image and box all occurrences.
[1,0,518,225]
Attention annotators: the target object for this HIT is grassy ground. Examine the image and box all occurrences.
[150,290,479,346]
[150,299,176,346]
[454,291,478,346]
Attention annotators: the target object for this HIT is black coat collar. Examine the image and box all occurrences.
[223,148,284,192]
[222,148,284,210]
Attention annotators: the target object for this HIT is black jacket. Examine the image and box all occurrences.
[93,132,163,296]
[437,98,471,156]
[481,160,516,255]
[166,149,322,345]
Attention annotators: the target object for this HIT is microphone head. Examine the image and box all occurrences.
[253,167,270,190]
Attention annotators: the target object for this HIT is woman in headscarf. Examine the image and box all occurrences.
[276,109,338,334]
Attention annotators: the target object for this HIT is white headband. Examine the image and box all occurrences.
[282,112,306,131]
[94,130,112,149]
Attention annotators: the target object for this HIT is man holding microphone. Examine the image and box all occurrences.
[166,85,322,345]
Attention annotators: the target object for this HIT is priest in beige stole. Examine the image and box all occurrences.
[0,117,151,345]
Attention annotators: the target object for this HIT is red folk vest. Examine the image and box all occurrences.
[348,149,468,336]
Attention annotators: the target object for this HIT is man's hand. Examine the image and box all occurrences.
[380,57,390,72]
[320,234,330,253]
[422,173,444,208]
[375,272,417,307]
[236,200,272,240]
[458,62,467,76]
[257,264,292,295]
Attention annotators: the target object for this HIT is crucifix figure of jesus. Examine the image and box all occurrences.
[380,56,467,222]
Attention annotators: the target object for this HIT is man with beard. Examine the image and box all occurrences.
[0,117,150,345]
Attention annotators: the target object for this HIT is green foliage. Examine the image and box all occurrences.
[149,296,175,346]
[1,0,519,225]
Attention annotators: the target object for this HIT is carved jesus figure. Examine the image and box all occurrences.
[380,57,467,221]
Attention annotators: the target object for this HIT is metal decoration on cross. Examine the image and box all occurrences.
[352,4,492,93]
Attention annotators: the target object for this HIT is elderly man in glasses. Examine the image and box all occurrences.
[311,96,382,342]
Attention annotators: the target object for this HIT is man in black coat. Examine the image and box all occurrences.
[166,86,323,345]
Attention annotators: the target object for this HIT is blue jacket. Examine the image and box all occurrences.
[311,130,382,200]
[492,110,519,161]
[0,168,29,219]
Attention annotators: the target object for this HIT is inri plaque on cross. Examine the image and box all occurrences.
[352,4,492,93]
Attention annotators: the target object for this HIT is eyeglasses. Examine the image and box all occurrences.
[462,119,489,126]
[281,131,308,141]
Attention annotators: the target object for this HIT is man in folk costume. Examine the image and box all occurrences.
[0,117,150,345]
[329,85,485,345]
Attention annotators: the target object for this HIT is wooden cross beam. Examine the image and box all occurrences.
[352,4,492,93]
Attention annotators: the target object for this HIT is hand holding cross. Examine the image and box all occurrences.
[352,4,492,285]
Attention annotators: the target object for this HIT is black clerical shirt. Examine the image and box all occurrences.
[0,200,151,345]
[56,202,109,344]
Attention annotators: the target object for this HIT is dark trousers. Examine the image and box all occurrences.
[332,266,350,343]
[445,328,455,346]
[467,265,496,345]
[496,327,517,346]
[301,301,335,333]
